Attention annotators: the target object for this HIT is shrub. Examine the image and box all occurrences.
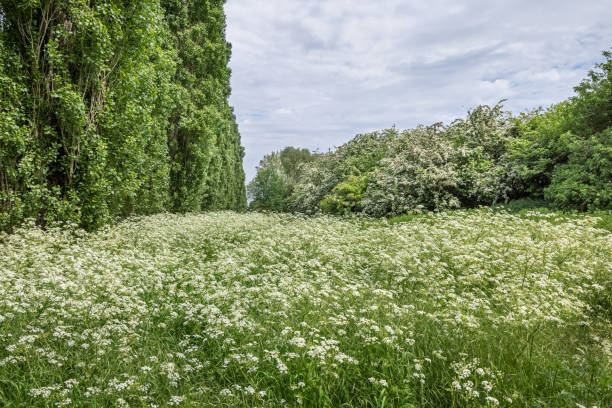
[319,172,369,215]
[363,125,460,216]
[544,131,612,210]
[447,103,516,206]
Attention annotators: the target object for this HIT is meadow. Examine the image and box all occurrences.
[0,210,610,407]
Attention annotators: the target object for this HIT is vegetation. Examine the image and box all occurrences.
[0,0,246,233]
[0,3,610,406]
[163,0,246,212]
[511,52,612,211]
[247,147,314,212]
[251,50,612,216]
[0,210,610,407]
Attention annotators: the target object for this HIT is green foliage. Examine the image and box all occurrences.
[509,49,612,211]
[544,131,612,210]
[0,33,32,231]
[0,0,246,232]
[247,147,314,212]
[163,0,246,213]
[247,152,291,212]
[290,129,398,215]
[279,146,314,182]
[572,50,612,136]
[331,129,395,177]
[507,103,573,198]
[254,49,612,216]
[319,172,368,215]
[541,51,612,210]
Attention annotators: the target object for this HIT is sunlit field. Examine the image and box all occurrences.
[0,210,610,407]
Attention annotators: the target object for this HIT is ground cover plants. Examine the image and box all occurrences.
[0,210,610,407]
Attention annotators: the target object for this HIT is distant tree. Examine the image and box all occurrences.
[279,147,314,183]
[247,153,290,211]
[248,147,314,212]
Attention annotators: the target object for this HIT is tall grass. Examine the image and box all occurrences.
[0,210,610,407]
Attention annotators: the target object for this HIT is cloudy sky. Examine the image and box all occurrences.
[225,0,612,182]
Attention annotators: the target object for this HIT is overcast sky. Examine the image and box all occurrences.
[225,0,612,182]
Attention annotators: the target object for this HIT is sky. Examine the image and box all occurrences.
[225,0,612,182]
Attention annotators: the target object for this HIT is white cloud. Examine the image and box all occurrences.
[272,108,294,116]
[225,0,612,181]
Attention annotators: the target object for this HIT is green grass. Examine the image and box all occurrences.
[0,210,610,407]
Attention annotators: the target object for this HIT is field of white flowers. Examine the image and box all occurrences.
[0,210,610,407]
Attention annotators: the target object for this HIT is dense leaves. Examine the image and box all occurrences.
[163,0,246,212]
[0,0,245,232]
[508,50,612,211]
[251,49,612,216]
[247,147,313,212]
[288,106,515,216]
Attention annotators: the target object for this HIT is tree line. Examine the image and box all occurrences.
[248,49,611,215]
[0,0,246,232]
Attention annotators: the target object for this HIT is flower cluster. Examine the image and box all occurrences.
[0,210,609,406]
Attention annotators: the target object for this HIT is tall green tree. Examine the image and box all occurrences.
[162,0,246,213]
[0,0,246,232]
[0,0,176,230]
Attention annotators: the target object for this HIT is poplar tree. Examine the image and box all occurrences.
[0,0,246,232]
